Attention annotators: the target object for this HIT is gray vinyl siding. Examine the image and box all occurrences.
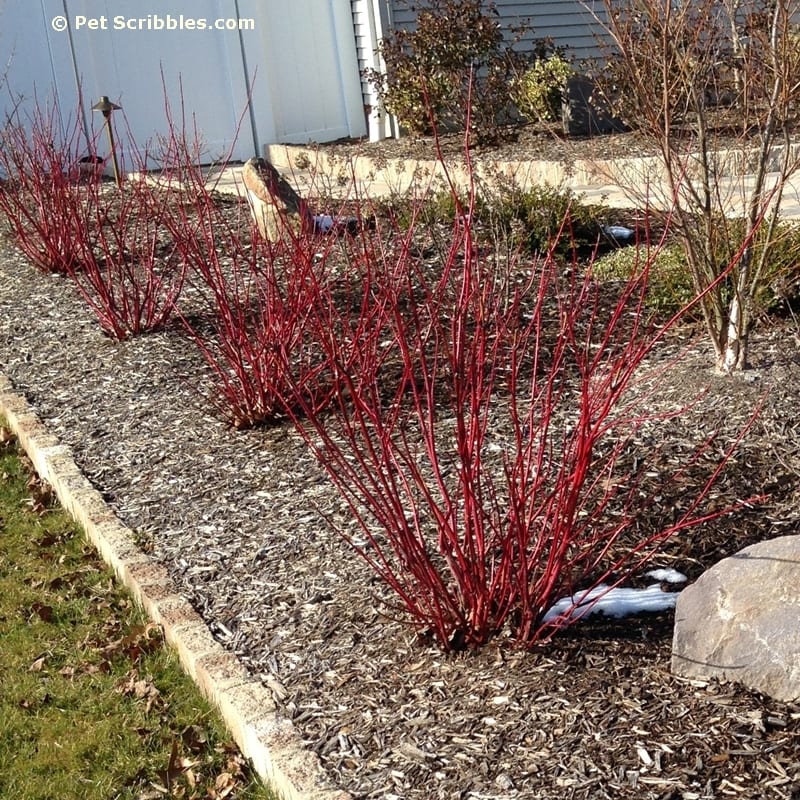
[498,1,611,63]
[387,2,416,29]
[385,0,611,65]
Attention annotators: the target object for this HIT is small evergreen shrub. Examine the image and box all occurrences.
[512,52,573,122]
[372,182,602,256]
[370,187,471,231]
[419,188,466,225]
[724,219,800,313]
[487,183,607,255]
[593,221,800,317]
[592,243,694,313]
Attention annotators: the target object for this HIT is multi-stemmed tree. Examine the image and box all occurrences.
[598,0,800,372]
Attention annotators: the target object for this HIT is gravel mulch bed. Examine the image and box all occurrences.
[1,195,799,799]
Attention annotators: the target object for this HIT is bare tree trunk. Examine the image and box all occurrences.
[720,275,749,371]
[719,0,787,373]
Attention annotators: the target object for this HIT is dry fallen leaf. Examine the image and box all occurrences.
[212,772,236,799]
[115,669,162,712]
[0,425,16,449]
[181,724,208,753]
[29,602,54,623]
[159,739,182,790]
[28,655,46,672]
[183,766,196,789]
[103,622,164,663]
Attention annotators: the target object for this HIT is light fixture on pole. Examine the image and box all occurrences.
[92,96,122,188]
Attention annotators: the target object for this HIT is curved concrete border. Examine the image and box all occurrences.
[0,373,350,800]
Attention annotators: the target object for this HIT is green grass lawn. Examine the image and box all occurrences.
[0,422,277,800]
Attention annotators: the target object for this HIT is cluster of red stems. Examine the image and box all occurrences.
[0,101,754,651]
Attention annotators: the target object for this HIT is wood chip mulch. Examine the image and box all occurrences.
[0,204,798,800]
[320,121,660,167]
[317,115,800,171]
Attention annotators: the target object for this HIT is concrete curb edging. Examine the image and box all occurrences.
[264,141,800,194]
[265,141,651,191]
[0,373,351,800]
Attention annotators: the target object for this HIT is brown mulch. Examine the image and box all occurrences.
[0,191,799,800]
[314,115,800,195]
[320,120,661,166]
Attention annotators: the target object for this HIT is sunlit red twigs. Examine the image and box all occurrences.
[285,168,757,651]
[0,102,93,274]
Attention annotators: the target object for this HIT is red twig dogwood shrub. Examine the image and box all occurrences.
[0,102,95,273]
[174,208,326,426]
[0,98,190,338]
[62,176,187,339]
[287,184,757,651]
[58,93,226,340]
[168,187,389,428]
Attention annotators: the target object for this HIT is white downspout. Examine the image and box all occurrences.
[365,0,398,141]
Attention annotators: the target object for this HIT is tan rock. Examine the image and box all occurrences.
[241,158,311,241]
[672,535,800,702]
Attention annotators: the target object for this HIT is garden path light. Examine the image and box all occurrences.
[92,95,122,187]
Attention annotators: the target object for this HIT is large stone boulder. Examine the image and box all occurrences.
[241,157,311,241]
[672,535,799,702]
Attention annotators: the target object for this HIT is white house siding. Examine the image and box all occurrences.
[1,0,367,162]
[0,0,83,133]
[352,0,374,104]
[61,0,255,163]
[242,0,367,145]
[351,0,398,138]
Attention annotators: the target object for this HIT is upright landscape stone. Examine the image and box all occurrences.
[672,535,799,703]
[242,157,311,242]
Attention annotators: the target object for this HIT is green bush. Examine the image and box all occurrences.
[365,0,527,145]
[512,53,573,122]
[386,182,606,255]
[731,220,800,313]
[592,221,800,316]
[420,188,469,224]
[592,243,695,313]
[486,182,607,255]
[371,186,488,236]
